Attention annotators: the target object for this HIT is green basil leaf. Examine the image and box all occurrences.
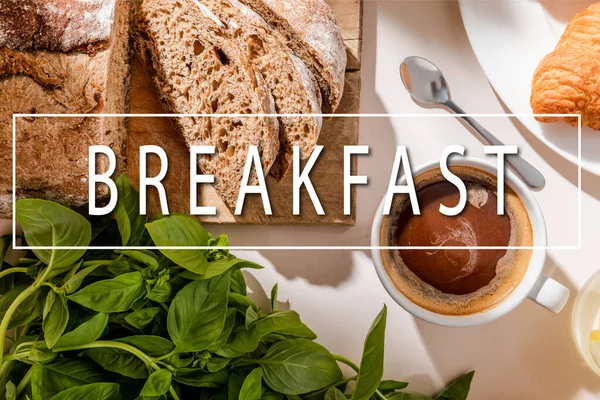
[115,204,131,247]
[228,292,258,314]
[115,174,147,246]
[0,285,42,328]
[147,281,172,303]
[42,289,56,318]
[61,260,83,286]
[52,382,121,400]
[140,369,172,397]
[231,269,247,295]
[173,369,229,388]
[15,199,91,269]
[55,312,108,348]
[117,250,158,269]
[116,335,175,357]
[130,296,148,311]
[0,285,26,317]
[206,309,236,353]
[62,264,101,295]
[8,288,41,328]
[31,359,105,399]
[434,371,474,400]
[43,292,69,348]
[83,348,148,379]
[276,321,318,340]
[210,233,229,246]
[206,357,230,373]
[379,380,409,393]
[146,215,209,274]
[325,387,346,400]
[270,283,278,312]
[239,368,262,400]
[260,333,287,346]
[246,306,259,329]
[124,307,160,330]
[4,381,16,400]
[68,272,145,313]
[352,305,387,400]
[180,259,263,280]
[168,272,230,353]
[258,339,342,395]
[218,311,314,358]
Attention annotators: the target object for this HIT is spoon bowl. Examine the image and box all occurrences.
[400,56,450,105]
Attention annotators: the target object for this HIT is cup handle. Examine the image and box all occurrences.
[527,274,570,313]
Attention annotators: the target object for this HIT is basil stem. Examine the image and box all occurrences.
[333,354,360,373]
[0,267,28,280]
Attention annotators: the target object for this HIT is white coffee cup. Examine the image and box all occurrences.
[370,156,569,327]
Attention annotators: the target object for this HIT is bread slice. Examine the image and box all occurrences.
[238,0,346,113]
[199,0,322,179]
[0,0,131,217]
[133,0,280,208]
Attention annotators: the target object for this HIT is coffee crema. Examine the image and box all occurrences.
[380,166,533,316]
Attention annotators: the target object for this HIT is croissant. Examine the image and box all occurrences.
[531,2,600,130]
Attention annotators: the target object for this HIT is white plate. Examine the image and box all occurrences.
[459,0,600,175]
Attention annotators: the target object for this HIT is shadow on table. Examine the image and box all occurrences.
[414,258,600,399]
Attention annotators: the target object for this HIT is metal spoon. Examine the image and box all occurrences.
[399,56,545,191]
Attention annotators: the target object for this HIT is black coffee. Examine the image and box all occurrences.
[379,166,533,316]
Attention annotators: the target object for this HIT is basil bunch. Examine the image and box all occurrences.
[0,175,474,400]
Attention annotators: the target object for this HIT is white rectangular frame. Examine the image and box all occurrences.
[12,113,582,251]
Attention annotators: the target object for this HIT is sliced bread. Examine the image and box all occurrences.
[133,0,280,208]
[238,0,346,113]
[198,0,322,179]
[0,0,131,217]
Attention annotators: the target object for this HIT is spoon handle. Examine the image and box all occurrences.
[444,100,546,191]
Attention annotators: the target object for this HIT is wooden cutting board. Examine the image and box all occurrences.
[128,0,363,225]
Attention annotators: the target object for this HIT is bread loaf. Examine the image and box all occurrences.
[133,0,280,208]
[0,0,131,217]
[199,0,322,179]
[238,0,346,113]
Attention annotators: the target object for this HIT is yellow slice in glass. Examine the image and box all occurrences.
[589,330,600,368]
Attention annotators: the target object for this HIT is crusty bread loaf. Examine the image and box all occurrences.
[199,0,322,179]
[133,0,280,208]
[0,0,131,218]
[238,0,346,113]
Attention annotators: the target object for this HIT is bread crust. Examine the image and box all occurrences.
[531,2,600,130]
[0,0,117,53]
[238,0,346,112]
